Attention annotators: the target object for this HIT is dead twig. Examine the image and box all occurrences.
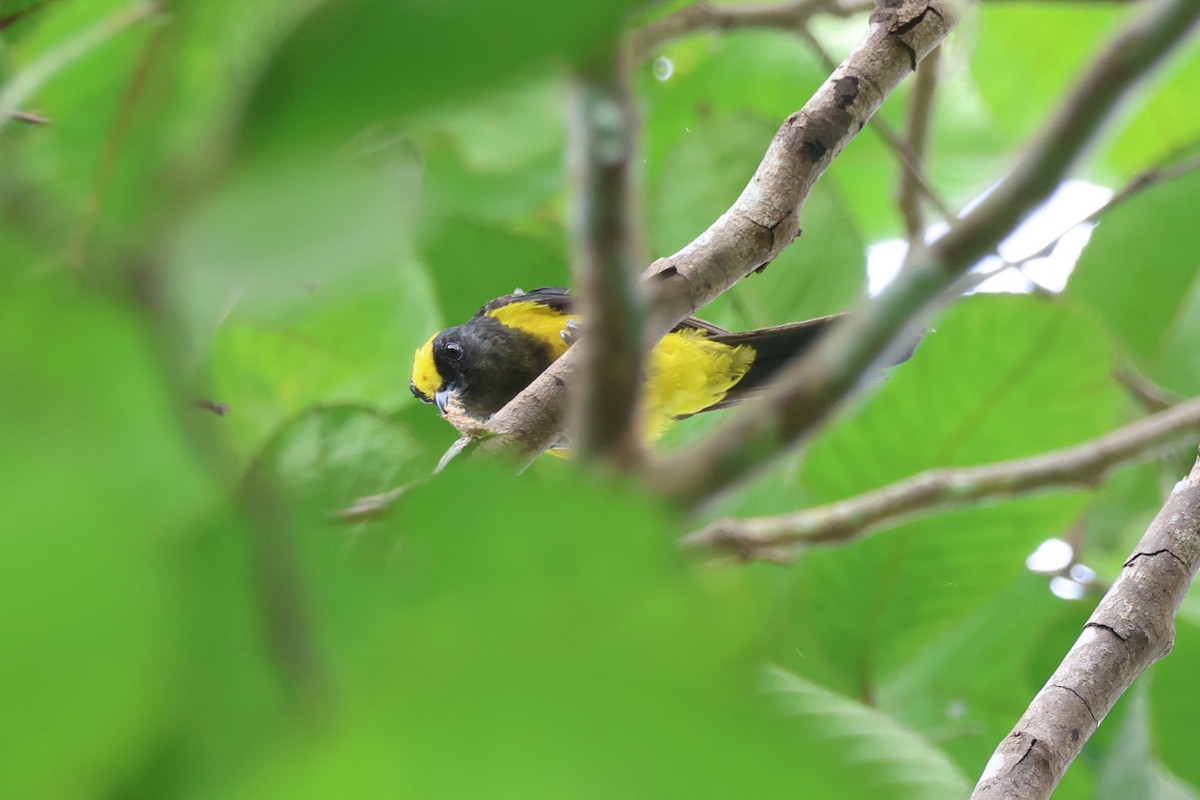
[686,396,1200,560]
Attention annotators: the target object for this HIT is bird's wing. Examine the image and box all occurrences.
[476,287,575,318]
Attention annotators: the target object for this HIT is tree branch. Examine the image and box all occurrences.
[567,50,646,464]
[795,24,956,224]
[685,395,1200,560]
[898,44,941,250]
[628,0,874,62]
[483,0,955,459]
[971,450,1200,800]
[953,141,1200,294]
[652,0,1200,507]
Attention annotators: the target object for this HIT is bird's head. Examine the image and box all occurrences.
[410,317,555,420]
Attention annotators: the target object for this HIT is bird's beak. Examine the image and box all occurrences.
[434,389,451,415]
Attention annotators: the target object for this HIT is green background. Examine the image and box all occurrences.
[3,0,1199,797]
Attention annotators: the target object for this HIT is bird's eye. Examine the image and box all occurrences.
[445,342,464,361]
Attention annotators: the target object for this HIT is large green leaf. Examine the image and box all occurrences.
[767,667,971,799]
[1101,40,1200,177]
[0,277,211,797]
[238,0,644,153]
[1066,168,1200,384]
[806,294,1124,493]
[970,3,1122,146]
[193,461,867,799]
[769,295,1124,690]
[203,262,440,458]
[1150,620,1200,792]
[880,573,1092,784]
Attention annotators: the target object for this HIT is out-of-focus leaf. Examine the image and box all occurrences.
[880,573,1091,783]
[239,0,643,153]
[1151,620,1200,792]
[206,265,440,457]
[767,667,971,799]
[245,403,430,521]
[1101,41,1200,176]
[1099,684,1200,800]
[640,32,827,169]
[971,4,1121,145]
[419,216,570,325]
[208,461,868,799]
[1066,168,1200,383]
[0,277,211,797]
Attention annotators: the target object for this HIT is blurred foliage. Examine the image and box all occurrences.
[2,0,1199,797]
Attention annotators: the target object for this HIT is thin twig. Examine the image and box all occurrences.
[959,145,1200,293]
[685,395,1200,560]
[0,2,160,138]
[653,0,1200,507]
[628,0,873,62]
[483,0,954,458]
[336,484,411,522]
[568,49,646,465]
[898,45,941,250]
[71,13,170,271]
[1115,364,1182,413]
[971,451,1200,800]
[5,110,50,125]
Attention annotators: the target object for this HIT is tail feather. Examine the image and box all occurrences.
[697,313,917,412]
[705,315,841,407]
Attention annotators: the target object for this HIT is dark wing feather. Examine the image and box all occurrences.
[476,287,576,318]
[699,314,843,411]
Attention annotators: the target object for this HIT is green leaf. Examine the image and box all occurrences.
[971,3,1122,145]
[769,295,1124,689]
[1066,168,1200,376]
[0,278,211,797]
[204,265,440,457]
[1151,620,1200,792]
[209,463,863,798]
[239,0,644,153]
[1099,683,1200,800]
[807,294,1124,493]
[880,573,1092,783]
[767,667,971,799]
[1101,40,1200,177]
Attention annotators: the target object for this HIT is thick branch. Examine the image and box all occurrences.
[686,396,1200,560]
[484,0,954,457]
[971,451,1200,800]
[653,0,1200,506]
[796,24,956,224]
[568,51,646,464]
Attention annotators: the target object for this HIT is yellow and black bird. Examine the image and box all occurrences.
[411,287,847,440]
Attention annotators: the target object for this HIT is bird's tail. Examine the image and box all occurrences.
[701,313,915,411]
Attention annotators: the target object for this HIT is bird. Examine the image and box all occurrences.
[410,287,858,442]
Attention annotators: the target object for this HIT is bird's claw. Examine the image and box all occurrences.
[560,319,582,346]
